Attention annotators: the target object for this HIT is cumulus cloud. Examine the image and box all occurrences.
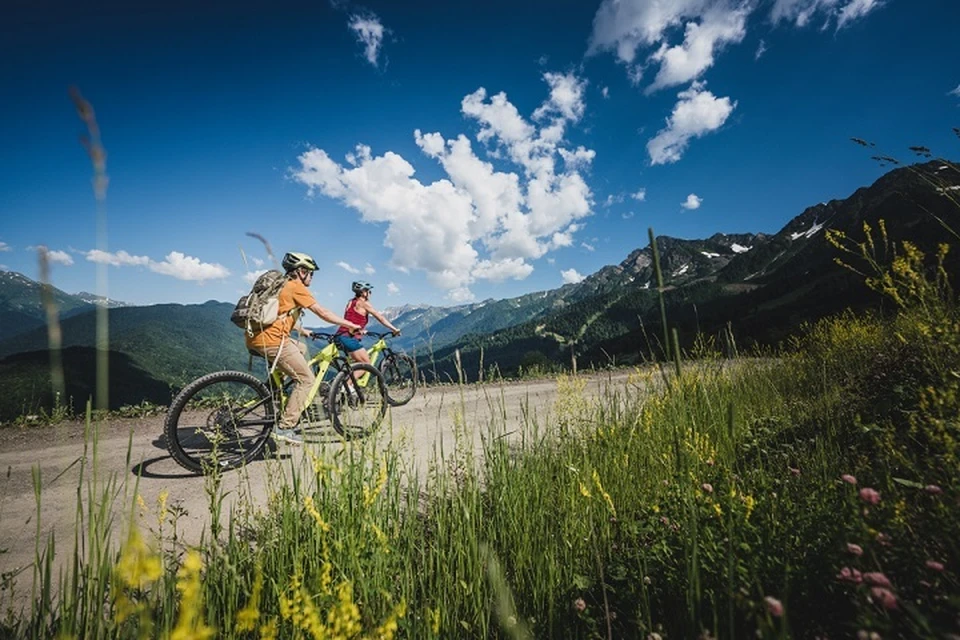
[561,268,585,284]
[623,211,635,219]
[632,188,647,201]
[46,249,74,266]
[601,86,610,98]
[0,241,10,252]
[86,249,151,267]
[647,82,736,165]
[292,71,594,301]
[681,193,703,209]
[251,257,265,267]
[84,249,229,281]
[386,282,399,295]
[337,261,361,274]
[364,263,376,275]
[244,269,268,284]
[348,13,386,67]
[150,252,231,281]
[581,242,596,252]
[949,84,960,98]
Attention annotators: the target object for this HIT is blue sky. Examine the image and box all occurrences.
[2,0,958,309]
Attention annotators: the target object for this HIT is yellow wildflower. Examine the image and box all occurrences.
[592,470,616,518]
[170,550,215,640]
[304,495,332,533]
[363,456,389,508]
[115,529,162,590]
[235,568,263,632]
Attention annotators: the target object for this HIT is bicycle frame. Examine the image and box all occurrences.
[267,337,347,416]
[341,334,390,388]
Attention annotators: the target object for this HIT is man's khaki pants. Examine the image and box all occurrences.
[259,340,314,429]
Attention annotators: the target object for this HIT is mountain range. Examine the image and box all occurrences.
[0,160,957,420]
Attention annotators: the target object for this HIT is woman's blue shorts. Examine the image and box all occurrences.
[334,334,364,353]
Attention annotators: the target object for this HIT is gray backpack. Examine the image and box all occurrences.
[231,270,292,336]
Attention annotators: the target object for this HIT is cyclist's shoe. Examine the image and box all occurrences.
[272,428,303,446]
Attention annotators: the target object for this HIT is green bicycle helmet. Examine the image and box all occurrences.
[351,281,373,294]
[282,252,318,273]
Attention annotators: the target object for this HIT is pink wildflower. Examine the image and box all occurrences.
[660,516,670,526]
[846,543,864,556]
[789,466,801,476]
[764,596,784,617]
[925,484,943,495]
[841,474,857,485]
[925,560,945,572]
[837,567,863,583]
[859,487,881,505]
[573,597,586,613]
[876,532,892,546]
[701,483,714,494]
[870,587,898,610]
[863,572,892,588]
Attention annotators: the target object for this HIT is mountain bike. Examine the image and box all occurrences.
[163,332,387,474]
[363,331,418,406]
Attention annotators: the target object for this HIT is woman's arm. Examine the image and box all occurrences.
[363,302,400,334]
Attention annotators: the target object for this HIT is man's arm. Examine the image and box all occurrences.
[308,302,363,333]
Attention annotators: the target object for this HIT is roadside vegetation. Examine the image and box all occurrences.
[2,209,958,638]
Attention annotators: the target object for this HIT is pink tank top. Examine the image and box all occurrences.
[337,298,368,335]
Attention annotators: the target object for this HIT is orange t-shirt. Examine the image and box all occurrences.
[245,278,317,350]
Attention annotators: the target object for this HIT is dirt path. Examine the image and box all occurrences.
[0,370,638,604]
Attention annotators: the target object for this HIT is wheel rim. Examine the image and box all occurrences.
[330,366,387,439]
[171,378,273,470]
[383,355,416,404]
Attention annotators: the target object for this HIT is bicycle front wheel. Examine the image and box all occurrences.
[328,363,388,439]
[379,352,418,406]
[164,371,275,474]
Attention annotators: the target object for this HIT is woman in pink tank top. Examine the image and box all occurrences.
[334,281,401,365]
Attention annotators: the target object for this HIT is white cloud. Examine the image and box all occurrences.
[473,258,534,282]
[581,242,596,252]
[149,252,230,281]
[251,257,265,267]
[646,5,749,93]
[601,86,610,98]
[647,82,736,165]
[755,39,767,59]
[949,84,960,98]
[0,241,10,252]
[85,249,151,267]
[46,250,74,266]
[681,193,703,209]
[590,0,883,90]
[244,269,267,284]
[386,282,399,295]
[604,193,625,207]
[348,14,386,67]
[561,268,585,284]
[364,263,376,275]
[771,0,884,29]
[86,248,228,281]
[293,72,594,300]
[632,188,647,201]
[337,261,361,274]
[623,211,635,219]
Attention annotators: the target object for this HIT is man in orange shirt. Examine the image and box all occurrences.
[246,252,363,445]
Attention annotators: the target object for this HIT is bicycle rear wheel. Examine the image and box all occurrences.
[164,371,275,474]
[379,352,417,406]
[328,363,387,439]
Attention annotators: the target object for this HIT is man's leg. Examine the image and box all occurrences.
[274,340,316,430]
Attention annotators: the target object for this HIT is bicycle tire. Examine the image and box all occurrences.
[378,352,418,406]
[327,363,387,439]
[164,370,275,474]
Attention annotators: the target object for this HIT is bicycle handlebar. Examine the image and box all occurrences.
[365,331,400,340]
